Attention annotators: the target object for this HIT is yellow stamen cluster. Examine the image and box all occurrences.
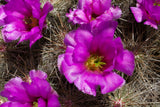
[33,102,38,107]
[85,55,106,72]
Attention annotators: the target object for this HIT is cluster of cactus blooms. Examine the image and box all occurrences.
[0,0,160,106]
[0,70,60,107]
[58,0,135,96]
[130,0,160,29]
[0,0,53,47]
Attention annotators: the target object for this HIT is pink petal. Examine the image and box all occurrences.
[2,30,22,42]
[115,50,135,76]
[92,0,111,15]
[39,2,53,30]
[64,30,76,46]
[0,77,32,103]
[130,7,143,22]
[75,29,93,47]
[23,78,51,99]
[38,98,46,107]
[64,47,74,66]
[92,21,117,39]
[57,54,65,72]
[18,26,42,47]
[73,44,90,63]
[144,20,158,29]
[66,9,90,24]
[74,71,125,96]
[29,70,47,80]
[78,0,92,9]
[74,72,98,96]
[25,0,41,19]
[47,93,60,107]
[0,101,32,107]
[0,6,6,26]
[109,6,122,19]
[101,72,125,94]
[61,61,83,83]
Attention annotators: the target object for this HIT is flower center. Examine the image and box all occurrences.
[153,0,160,6]
[23,16,39,30]
[85,54,106,72]
[33,101,38,107]
[91,13,99,20]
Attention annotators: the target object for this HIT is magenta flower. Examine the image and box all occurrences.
[0,70,60,107]
[0,0,53,47]
[66,0,122,28]
[131,0,160,29]
[58,21,135,96]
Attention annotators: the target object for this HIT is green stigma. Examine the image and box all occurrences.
[153,1,160,6]
[33,102,38,107]
[85,55,106,72]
